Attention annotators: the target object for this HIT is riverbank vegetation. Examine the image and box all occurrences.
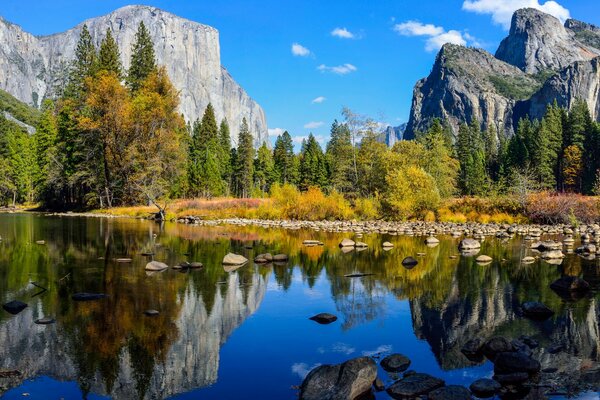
[0,26,599,223]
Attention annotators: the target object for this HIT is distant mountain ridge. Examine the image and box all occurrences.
[0,5,268,145]
[405,8,600,140]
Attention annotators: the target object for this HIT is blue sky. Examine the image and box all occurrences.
[1,0,599,147]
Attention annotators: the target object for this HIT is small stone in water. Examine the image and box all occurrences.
[2,300,27,315]
[402,257,418,268]
[470,378,501,398]
[35,317,55,325]
[144,309,159,317]
[309,313,337,324]
[380,354,411,373]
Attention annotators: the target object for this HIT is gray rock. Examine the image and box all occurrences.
[339,238,355,247]
[222,253,248,265]
[428,385,471,400]
[299,356,377,400]
[144,309,160,317]
[380,354,411,373]
[470,378,501,398]
[309,313,337,324]
[0,5,268,145]
[273,254,289,262]
[382,241,394,248]
[424,236,439,245]
[458,238,481,251]
[2,300,27,315]
[476,255,492,264]
[145,261,169,271]
[386,373,445,399]
[540,250,564,259]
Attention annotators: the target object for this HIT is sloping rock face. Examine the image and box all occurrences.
[405,44,540,139]
[406,8,600,140]
[495,8,600,75]
[0,5,268,145]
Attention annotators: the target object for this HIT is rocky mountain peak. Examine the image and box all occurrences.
[495,8,600,75]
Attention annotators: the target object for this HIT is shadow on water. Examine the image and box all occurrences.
[0,213,599,399]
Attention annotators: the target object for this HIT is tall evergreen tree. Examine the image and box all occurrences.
[219,119,232,193]
[66,24,97,99]
[299,133,328,190]
[188,104,222,197]
[325,120,353,193]
[273,131,297,185]
[235,118,255,198]
[254,142,275,193]
[97,29,123,79]
[456,120,486,195]
[127,22,156,92]
[34,100,58,199]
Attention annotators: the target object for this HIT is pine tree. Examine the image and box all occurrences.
[544,101,563,190]
[188,104,222,197]
[127,22,156,92]
[66,24,97,99]
[34,100,58,198]
[299,133,328,190]
[565,99,591,149]
[325,120,353,193]
[456,120,486,195]
[97,29,123,79]
[583,122,600,193]
[219,119,232,193]
[235,118,255,198]
[187,119,202,196]
[273,131,297,185]
[254,142,275,193]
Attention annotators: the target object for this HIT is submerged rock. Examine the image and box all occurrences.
[386,373,445,399]
[380,354,411,373]
[309,313,338,324]
[299,356,377,400]
[34,317,56,325]
[493,352,540,374]
[461,338,484,360]
[72,293,107,301]
[428,385,471,400]
[482,337,514,360]
[522,301,554,320]
[550,276,590,293]
[2,300,27,315]
[470,378,501,398]
[222,253,248,265]
[144,309,160,317]
[145,261,169,271]
[401,257,418,268]
[273,254,289,262]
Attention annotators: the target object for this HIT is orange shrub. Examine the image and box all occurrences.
[526,192,600,224]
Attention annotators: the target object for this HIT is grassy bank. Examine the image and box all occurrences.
[91,188,600,225]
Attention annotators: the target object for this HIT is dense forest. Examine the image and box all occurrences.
[0,26,599,219]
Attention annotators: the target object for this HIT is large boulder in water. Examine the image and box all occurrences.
[145,261,169,271]
[470,378,501,398]
[550,276,590,293]
[380,354,411,373]
[299,356,377,400]
[222,253,248,265]
[309,313,338,324]
[522,301,554,320]
[482,337,514,360]
[428,385,471,400]
[458,238,480,250]
[386,373,445,399]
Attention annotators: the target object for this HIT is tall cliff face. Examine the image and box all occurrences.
[405,44,540,139]
[406,8,600,140]
[495,8,600,75]
[0,5,268,145]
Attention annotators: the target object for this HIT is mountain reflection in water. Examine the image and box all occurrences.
[0,214,599,399]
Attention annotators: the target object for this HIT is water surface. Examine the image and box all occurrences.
[0,213,599,399]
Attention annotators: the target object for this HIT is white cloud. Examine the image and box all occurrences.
[332,342,356,355]
[268,128,285,137]
[393,20,475,52]
[462,0,570,29]
[311,96,326,104]
[393,21,444,36]
[303,121,324,129]
[331,27,355,39]
[291,43,311,57]
[317,63,357,75]
[425,30,467,51]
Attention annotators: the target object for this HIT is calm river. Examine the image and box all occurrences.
[0,213,599,399]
